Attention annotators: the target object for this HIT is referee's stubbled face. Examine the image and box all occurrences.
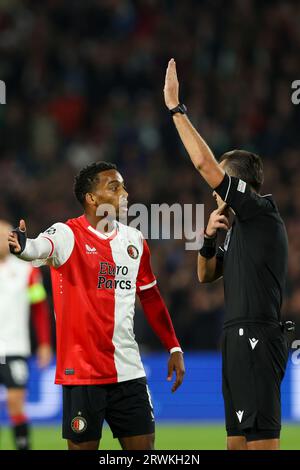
[0,220,12,259]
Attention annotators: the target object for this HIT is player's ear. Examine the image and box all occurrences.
[85,193,97,206]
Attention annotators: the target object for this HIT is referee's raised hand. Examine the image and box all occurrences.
[164,58,179,110]
[206,203,230,238]
[8,219,27,254]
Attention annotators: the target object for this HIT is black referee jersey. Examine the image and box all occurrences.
[213,173,289,438]
[214,173,288,328]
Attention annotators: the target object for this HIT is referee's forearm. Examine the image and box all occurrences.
[172,114,216,171]
[197,254,220,283]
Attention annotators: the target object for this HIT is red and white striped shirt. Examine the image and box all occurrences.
[30,215,180,385]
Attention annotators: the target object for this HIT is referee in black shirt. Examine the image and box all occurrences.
[164,59,289,450]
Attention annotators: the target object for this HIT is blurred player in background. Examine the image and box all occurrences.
[8,162,185,450]
[164,59,289,450]
[0,220,52,450]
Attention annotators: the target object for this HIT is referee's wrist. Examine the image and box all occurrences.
[204,228,217,239]
[199,231,217,259]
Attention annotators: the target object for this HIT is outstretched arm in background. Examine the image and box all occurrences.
[8,220,53,260]
[8,219,74,268]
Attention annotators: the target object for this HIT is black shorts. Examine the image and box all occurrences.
[222,323,289,442]
[0,356,29,389]
[62,377,155,443]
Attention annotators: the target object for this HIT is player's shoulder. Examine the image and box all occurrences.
[42,222,74,237]
[117,222,144,245]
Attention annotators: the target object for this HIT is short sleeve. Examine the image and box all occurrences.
[33,223,75,268]
[214,174,271,220]
[136,238,157,293]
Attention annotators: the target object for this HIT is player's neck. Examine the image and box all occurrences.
[84,213,115,234]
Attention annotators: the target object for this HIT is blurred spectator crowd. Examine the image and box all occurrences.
[0,0,299,351]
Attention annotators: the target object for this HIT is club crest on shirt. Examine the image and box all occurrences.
[71,415,87,433]
[127,244,139,259]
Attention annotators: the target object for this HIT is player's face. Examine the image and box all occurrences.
[93,169,128,218]
[0,221,11,259]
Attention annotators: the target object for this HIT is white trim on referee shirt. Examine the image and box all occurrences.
[224,176,232,202]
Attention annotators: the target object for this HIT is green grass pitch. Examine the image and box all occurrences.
[0,424,299,450]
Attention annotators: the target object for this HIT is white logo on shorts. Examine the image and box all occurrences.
[249,338,259,350]
[236,410,244,423]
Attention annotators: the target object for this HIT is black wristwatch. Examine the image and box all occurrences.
[169,103,187,116]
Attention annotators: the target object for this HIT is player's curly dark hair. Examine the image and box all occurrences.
[74,161,117,206]
[219,150,264,192]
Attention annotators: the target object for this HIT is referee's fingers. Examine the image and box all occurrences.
[216,202,228,215]
[217,215,230,227]
[215,222,229,231]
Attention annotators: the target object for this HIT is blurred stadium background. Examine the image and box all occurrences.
[0,0,299,449]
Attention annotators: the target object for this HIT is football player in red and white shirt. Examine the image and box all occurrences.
[8,162,185,450]
[0,220,52,450]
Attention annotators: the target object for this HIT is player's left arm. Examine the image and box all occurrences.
[164,58,224,189]
[28,267,53,368]
[137,238,185,392]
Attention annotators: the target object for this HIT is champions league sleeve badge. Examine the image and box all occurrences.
[45,227,56,236]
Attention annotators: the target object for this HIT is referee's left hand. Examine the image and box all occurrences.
[167,351,185,392]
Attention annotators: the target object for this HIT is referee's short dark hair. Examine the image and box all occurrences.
[74,161,117,206]
[219,150,264,192]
